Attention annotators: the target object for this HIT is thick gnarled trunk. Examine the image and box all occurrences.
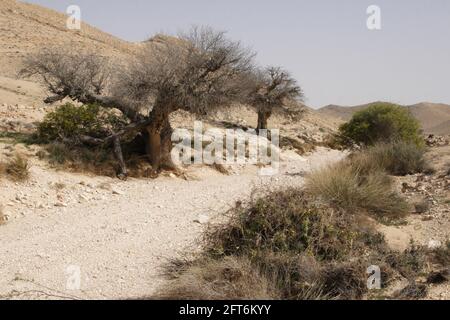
[257,110,271,131]
[145,104,177,174]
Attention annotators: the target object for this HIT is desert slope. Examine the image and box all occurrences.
[318,102,450,135]
[0,0,137,77]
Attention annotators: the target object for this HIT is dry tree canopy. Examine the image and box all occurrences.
[20,50,111,101]
[249,66,304,114]
[246,66,304,130]
[116,26,256,116]
[21,26,256,118]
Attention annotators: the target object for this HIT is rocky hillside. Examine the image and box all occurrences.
[318,102,450,135]
[0,0,138,77]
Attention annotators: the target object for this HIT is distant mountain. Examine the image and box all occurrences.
[317,102,450,135]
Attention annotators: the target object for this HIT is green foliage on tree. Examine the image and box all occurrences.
[38,103,126,142]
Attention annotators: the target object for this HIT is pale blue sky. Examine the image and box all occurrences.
[24,0,450,108]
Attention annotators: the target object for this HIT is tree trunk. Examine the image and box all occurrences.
[112,135,128,180]
[145,105,177,174]
[257,110,271,131]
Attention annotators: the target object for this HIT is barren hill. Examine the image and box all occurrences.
[0,0,137,77]
[318,102,450,135]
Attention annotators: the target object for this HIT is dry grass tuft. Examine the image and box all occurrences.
[0,153,30,182]
[349,141,432,176]
[305,161,409,218]
[155,256,278,300]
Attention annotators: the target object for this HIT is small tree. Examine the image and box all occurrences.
[21,26,255,176]
[339,103,423,147]
[247,67,303,130]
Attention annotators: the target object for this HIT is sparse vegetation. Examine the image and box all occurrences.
[386,243,428,279]
[156,185,448,300]
[157,188,413,300]
[430,240,450,267]
[0,153,30,181]
[338,103,423,147]
[349,141,431,176]
[414,199,430,214]
[395,282,428,300]
[34,103,157,176]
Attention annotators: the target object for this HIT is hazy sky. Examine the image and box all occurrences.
[25,0,450,108]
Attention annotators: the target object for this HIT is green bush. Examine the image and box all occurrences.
[339,103,423,147]
[38,103,126,142]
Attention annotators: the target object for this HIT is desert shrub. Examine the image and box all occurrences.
[395,282,428,300]
[38,103,126,142]
[386,244,428,279]
[36,104,154,177]
[339,103,423,147]
[320,262,368,300]
[349,141,431,176]
[429,240,450,267]
[0,153,30,181]
[414,200,430,214]
[305,161,409,218]
[205,189,358,262]
[155,257,278,300]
